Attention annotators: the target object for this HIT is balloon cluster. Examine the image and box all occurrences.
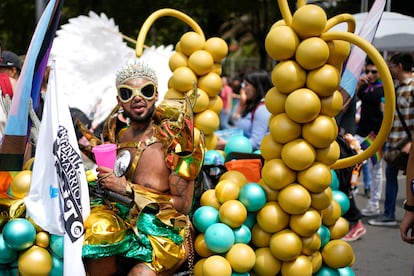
[166,31,228,150]
[193,171,268,275]
[254,0,360,274]
[0,218,63,276]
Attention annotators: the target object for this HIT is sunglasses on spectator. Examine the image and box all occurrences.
[117,83,156,102]
[365,69,378,74]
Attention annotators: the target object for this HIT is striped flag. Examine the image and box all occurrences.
[0,0,63,171]
[339,0,386,98]
[360,131,383,165]
[24,63,90,275]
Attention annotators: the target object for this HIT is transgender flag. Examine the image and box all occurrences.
[340,0,386,98]
[0,0,63,171]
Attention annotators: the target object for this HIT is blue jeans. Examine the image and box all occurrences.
[383,163,399,219]
[361,161,372,190]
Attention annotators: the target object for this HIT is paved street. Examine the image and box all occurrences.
[350,171,413,275]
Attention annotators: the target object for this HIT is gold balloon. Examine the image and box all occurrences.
[269,113,302,144]
[326,40,351,66]
[260,134,283,161]
[194,233,214,258]
[310,187,333,210]
[203,255,232,276]
[265,25,299,61]
[207,95,223,114]
[285,88,321,123]
[18,245,52,276]
[321,199,342,226]
[289,208,322,237]
[251,224,272,248]
[281,138,316,171]
[321,240,354,269]
[295,37,329,70]
[315,140,341,166]
[203,37,228,63]
[219,170,248,189]
[203,133,218,150]
[188,50,214,76]
[200,189,221,209]
[35,232,50,248]
[189,88,209,113]
[198,72,222,97]
[261,159,296,191]
[271,60,306,94]
[10,170,32,199]
[171,66,197,92]
[256,201,289,234]
[269,229,302,262]
[320,90,343,117]
[329,216,350,240]
[306,64,340,97]
[215,180,240,203]
[291,4,327,38]
[179,31,205,56]
[194,109,220,135]
[302,115,338,148]
[168,51,188,71]
[302,233,321,256]
[297,162,332,193]
[253,247,282,276]
[218,200,247,228]
[265,87,287,115]
[225,243,256,273]
[281,255,313,276]
[258,179,279,202]
[193,258,206,276]
[278,183,311,215]
[310,251,323,273]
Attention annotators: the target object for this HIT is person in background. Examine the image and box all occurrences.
[217,69,272,151]
[219,75,233,130]
[369,53,414,227]
[229,75,242,126]
[400,134,414,244]
[0,48,21,137]
[354,59,384,217]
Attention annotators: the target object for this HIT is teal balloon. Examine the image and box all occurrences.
[330,170,340,190]
[49,235,64,258]
[204,223,234,253]
[317,225,330,248]
[315,265,340,276]
[338,266,355,276]
[3,218,36,251]
[233,224,252,244]
[253,149,261,154]
[243,212,257,229]
[238,182,267,212]
[232,272,250,276]
[332,190,350,216]
[204,150,225,165]
[49,254,64,276]
[192,206,219,233]
[0,234,18,264]
[224,135,252,155]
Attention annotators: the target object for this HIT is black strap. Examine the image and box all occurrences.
[395,101,412,140]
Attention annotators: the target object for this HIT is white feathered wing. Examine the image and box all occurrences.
[49,11,173,129]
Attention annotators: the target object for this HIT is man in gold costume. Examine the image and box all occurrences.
[82,61,204,276]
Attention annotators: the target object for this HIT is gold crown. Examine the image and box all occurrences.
[115,60,158,87]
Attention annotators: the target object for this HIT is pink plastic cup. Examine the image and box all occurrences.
[92,143,117,169]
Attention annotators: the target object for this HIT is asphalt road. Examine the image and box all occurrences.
[350,171,414,276]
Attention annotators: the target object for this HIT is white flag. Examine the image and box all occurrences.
[24,63,90,275]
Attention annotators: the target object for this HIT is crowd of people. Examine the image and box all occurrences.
[3,33,414,273]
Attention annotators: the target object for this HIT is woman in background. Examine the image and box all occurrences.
[218,69,272,151]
